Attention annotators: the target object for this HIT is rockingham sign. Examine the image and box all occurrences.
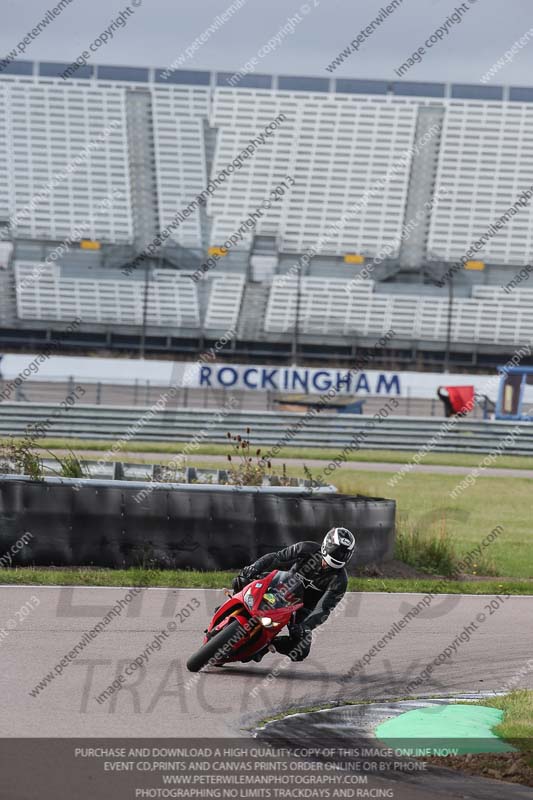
[0,354,498,401]
[193,363,402,395]
[190,364,499,400]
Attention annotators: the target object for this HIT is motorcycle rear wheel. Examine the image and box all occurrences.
[186,618,245,672]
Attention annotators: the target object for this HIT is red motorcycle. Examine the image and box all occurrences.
[186,569,304,672]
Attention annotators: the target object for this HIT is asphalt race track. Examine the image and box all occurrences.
[5,585,533,735]
[3,585,533,798]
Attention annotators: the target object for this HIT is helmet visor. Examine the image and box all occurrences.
[326,542,353,566]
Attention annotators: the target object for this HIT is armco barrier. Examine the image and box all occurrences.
[0,477,395,569]
[1,402,533,454]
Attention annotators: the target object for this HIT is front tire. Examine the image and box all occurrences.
[186,618,246,673]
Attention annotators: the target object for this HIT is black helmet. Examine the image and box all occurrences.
[321,527,356,569]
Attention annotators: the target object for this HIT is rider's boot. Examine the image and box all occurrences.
[251,647,268,662]
[252,644,276,662]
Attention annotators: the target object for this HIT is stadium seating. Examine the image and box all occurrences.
[203,273,245,331]
[264,276,533,345]
[0,82,133,242]
[11,256,533,345]
[428,103,533,265]
[152,90,209,249]
[210,92,418,257]
[2,63,533,352]
[14,262,201,328]
[2,63,533,268]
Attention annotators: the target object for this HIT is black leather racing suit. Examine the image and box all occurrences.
[236,541,348,661]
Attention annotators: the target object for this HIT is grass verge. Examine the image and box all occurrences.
[332,469,533,579]
[0,568,531,594]
[395,526,459,576]
[477,690,533,753]
[394,525,499,577]
[428,690,533,786]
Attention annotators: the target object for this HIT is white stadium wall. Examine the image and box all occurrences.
[1,64,533,267]
[0,352,505,402]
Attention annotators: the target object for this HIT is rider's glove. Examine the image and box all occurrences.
[241,565,257,580]
[232,566,256,593]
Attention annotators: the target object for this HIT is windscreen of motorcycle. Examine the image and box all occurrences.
[259,570,304,611]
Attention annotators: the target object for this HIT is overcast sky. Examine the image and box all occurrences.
[2,0,533,85]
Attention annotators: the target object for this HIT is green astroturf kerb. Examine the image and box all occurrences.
[375,704,516,755]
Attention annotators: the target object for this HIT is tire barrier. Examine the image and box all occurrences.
[0,477,395,569]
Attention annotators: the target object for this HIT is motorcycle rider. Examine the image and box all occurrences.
[233,527,356,662]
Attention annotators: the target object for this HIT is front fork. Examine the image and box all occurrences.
[206,591,261,642]
[204,588,234,635]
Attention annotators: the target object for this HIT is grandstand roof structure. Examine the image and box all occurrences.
[1,59,531,99]
[0,61,532,369]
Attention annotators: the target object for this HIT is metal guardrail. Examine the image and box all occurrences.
[0,378,452,417]
[0,402,532,455]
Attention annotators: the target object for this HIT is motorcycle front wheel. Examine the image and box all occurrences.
[186,618,246,672]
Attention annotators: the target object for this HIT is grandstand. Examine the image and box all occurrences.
[1,62,533,368]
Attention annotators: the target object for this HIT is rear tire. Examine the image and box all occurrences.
[186,618,246,672]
